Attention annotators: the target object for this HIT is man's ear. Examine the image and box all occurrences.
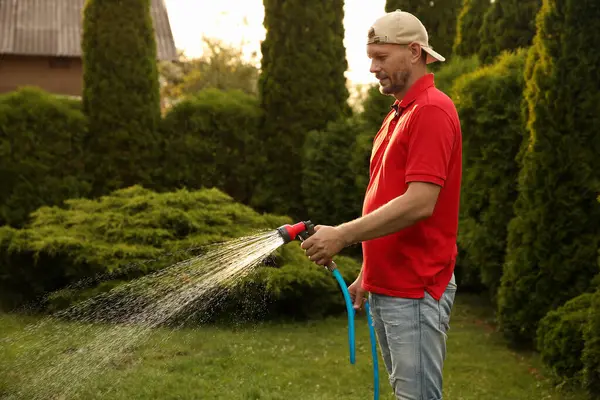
[409,43,423,64]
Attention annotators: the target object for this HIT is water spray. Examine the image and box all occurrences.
[276,220,380,400]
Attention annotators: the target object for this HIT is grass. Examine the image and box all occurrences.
[0,293,587,400]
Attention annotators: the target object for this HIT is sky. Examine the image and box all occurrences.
[163,0,387,86]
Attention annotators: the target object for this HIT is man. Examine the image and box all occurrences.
[300,9,461,400]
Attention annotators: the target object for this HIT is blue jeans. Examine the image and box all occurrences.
[368,277,457,400]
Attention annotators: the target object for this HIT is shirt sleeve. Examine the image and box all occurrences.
[404,105,456,187]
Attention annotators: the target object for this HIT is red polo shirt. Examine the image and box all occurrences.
[361,73,462,301]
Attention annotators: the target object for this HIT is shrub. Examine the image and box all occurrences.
[537,292,593,385]
[254,0,351,219]
[159,89,263,205]
[452,49,527,301]
[498,0,600,346]
[82,0,161,196]
[0,87,90,228]
[0,185,361,321]
[583,284,600,399]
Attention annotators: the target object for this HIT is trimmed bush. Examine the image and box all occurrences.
[537,292,593,385]
[254,0,351,219]
[0,87,90,228]
[452,49,527,301]
[583,284,600,399]
[159,89,262,205]
[82,0,161,196]
[498,0,600,346]
[0,185,361,321]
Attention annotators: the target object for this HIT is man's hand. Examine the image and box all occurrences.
[300,225,347,266]
[348,274,367,310]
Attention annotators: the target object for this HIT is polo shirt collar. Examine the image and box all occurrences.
[390,73,435,115]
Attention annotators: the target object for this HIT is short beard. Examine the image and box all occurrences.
[379,69,410,96]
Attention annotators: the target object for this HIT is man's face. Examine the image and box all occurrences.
[367,43,413,96]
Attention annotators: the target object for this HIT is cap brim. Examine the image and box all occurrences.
[423,46,445,63]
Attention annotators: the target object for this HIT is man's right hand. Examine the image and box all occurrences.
[348,275,367,310]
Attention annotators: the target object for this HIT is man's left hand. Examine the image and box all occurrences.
[300,225,347,266]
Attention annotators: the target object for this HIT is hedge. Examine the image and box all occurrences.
[452,49,527,301]
[0,186,360,322]
[497,0,600,346]
[158,89,263,205]
[537,292,593,386]
[0,87,90,228]
[302,116,366,228]
[583,285,600,399]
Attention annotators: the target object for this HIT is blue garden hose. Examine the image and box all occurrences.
[331,266,380,400]
[275,221,380,399]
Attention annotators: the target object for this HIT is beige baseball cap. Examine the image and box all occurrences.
[367,9,445,64]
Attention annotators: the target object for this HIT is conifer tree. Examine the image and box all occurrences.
[497,0,600,345]
[453,0,491,57]
[253,0,350,218]
[82,0,161,195]
[478,0,542,64]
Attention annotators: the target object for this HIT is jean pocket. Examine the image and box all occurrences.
[440,289,456,333]
[376,295,416,326]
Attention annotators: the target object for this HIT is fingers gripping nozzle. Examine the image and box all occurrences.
[275,220,337,272]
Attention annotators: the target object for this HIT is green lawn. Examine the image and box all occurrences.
[0,294,586,399]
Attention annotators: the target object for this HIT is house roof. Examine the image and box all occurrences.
[0,0,178,60]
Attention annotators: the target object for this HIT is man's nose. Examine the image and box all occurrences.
[370,61,380,74]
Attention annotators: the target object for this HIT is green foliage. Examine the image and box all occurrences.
[452,50,527,301]
[0,185,361,321]
[159,38,260,105]
[360,85,394,133]
[433,54,480,96]
[0,185,285,307]
[82,0,161,196]
[254,0,351,219]
[0,87,91,228]
[498,0,600,346]
[537,292,593,385]
[478,0,542,64]
[385,0,463,61]
[583,285,600,399]
[159,88,262,205]
[302,117,366,228]
[453,0,491,57]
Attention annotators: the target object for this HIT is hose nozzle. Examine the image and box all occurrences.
[276,220,315,244]
[276,220,337,272]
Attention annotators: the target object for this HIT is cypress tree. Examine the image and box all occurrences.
[497,0,600,346]
[385,0,463,61]
[253,0,350,218]
[453,0,491,57]
[478,0,542,64]
[82,0,161,196]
